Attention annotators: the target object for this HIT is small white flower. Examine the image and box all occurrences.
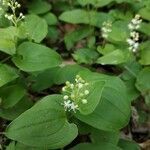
[102,27,107,32]
[7,15,13,20]
[128,14,142,31]
[4,14,8,18]
[70,84,74,89]
[102,34,108,38]
[70,102,79,112]
[63,95,69,100]
[2,0,25,26]
[135,14,141,20]
[133,42,139,49]
[128,23,134,30]
[21,15,25,19]
[76,75,80,79]
[78,83,83,89]
[62,87,66,92]
[135,25,140,30]
[63,100,72,111]
[130,31,139,41]
[7,2,11,6]
[82,99,88,104]
[66,81,70,86]
[84,90,89,95]
[132,48,137,53]
[17,4,21,8]
[127,39,134,45]
[19,13,23,17]
[75,78,78,82]
[101,21,112,39]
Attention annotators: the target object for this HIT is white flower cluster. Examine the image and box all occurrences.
[1,0,25,26]
[127,14,142,53]
[128,14,142,30]
[101,21,112,39]
[62,75,89,113]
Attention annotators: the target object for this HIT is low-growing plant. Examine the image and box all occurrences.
[0,0,149,149]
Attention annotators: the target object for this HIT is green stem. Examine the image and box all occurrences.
[0,56,11,63]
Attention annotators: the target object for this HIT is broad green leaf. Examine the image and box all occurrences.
[0,14,10,27]
[139,41,150,65]
[0,84,26,109]
[78,81,105,115]
[139,7,150,21]
[12,42,62,72]
[87,36,96,49]
[59,9,89,24]
[17,23,28,39]
[136,67,150,106]
[136,67,150,92]
[139,49,150,65]
[0,27,17,41]
[0,64,18,87]
[0,96,33,120]
[64,26,94,50]
[59,9,113,27]
[145,94,150,106]
[53,64,89,85]
[97,49,127,65]
[24,15,48,43]
[90,129,119,145]
[0,39,16,55]
[122,61,142,79]
[77,0,114,7]
[75,120,94,134]
[6,142,43,150]
[109,9,132,21]
[71,143,121,150]
[47,26,59,42]
[43,13,58,25]
[15,144,42,150]
[118,139,140,150]
[28,0,51,15]
[97,44,116,55]
[6,142,15,150]
[121,61,142,101]
[73,48,99,64]
[127,79,140,100]
[0,27,17,55]
[108,21,129,43]
[29,67,59,92]
[29,64,88,91]
[5,95,78,149]
[139,22,150,36]
[75,71,131,131]
[136,67,150,105]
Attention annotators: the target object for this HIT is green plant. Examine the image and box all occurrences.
[0,0,149,149]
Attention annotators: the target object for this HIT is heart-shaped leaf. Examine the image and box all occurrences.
[75,71,131,131]
[0,64,18,87]
[12,42,62,72]
[5,95,78,149]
